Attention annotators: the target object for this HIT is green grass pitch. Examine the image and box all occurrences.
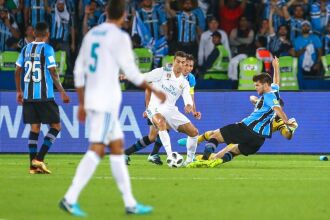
[0,154,330,220]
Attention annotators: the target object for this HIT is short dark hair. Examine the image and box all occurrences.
[34,22,49,37]
[174,51,186,59]
[185,54,194,62]
[107,0,125,20]
[252,73,272,85]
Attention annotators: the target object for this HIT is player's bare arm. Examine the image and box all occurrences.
[272,56,280,85]
[14,66,23,104]
[49,67,70,103]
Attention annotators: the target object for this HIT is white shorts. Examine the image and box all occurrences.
[146,106,190,132]
[87,110,124,145]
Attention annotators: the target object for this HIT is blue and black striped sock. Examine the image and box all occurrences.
[125,136,152,155]
[36,128,59,161]
[222,152,234,163]
[28,132,39,168]
[202,138,218,160]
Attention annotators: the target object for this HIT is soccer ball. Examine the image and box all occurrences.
[166,152,184,168]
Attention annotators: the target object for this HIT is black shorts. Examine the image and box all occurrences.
[220,123,265,156]
[147,118,153,126]
[23,101,60,124]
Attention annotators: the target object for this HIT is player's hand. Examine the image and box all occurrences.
[193,111,202,120]
[153,90,166,103]
[61,91,70,103]
[184,104,193,114]
[78,104,86,123]
[143,111,148,118]
[272,56,279,69]
[16,91,23,105]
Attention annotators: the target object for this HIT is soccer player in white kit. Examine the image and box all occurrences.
[59,0,166,217]
[144,51,199,164]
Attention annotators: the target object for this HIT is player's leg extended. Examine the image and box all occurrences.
[32,123,61,174]
[148,134,164,165]
[152,113,173,157]
[61,143,104,217]
[28,124,42,174]
[109,139,153,214]
[177,130,214,146]
[177,122,199,164]
[125,125,157,164]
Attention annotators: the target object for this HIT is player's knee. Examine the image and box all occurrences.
[51,123,61,131]
[156,119,167,130]
[190,127,199,137]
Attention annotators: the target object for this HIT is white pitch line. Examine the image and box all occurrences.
[3,176,330,181]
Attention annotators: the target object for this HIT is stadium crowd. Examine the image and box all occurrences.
[0,0,330,87]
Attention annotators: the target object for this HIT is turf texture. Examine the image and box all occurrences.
[0,154,329,220]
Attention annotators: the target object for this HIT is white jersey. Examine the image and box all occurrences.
[74,23,144,112]
[144,66,193,110]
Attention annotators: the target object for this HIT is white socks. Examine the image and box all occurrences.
[186,136,198,162]
[110,155,137,208]
[158,130,172,157]
[65,150,100,204]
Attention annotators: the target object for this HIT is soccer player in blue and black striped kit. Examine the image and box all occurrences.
[187,57,296,168]
[15,22,70,174]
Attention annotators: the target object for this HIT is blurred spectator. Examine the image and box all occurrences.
[0,6,20,52]
[310,0,330,36]
[199,31,223,72]
[18,24,34,49]
[174,0,202,57]
[133,0,167,41]
[198,17,230,67]
[6,36,19,51]
[283,2,305,42]
[268,7,294,57]
[285,0,311,15]
[192,0,206,31]
[219,0,247,35]
[262,0,285,33]
[256,19,271,39]
[82,0,100,35]
[229,16,254,56]
[294,20,323,77]
[323,21,330,55]
[255,36,273,74]
[5,0,24,31]
[24,0,50,27]
[132,0,168,67]
[50,0,75,53]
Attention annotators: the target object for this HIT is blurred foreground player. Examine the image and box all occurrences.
[59,0,165,217]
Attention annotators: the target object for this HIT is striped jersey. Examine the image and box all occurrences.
[136,6,167,40]
[310,2,330,35]
[0,20,12,52]
[16,42,57,102]
[176,11,198,43]
[287,18,303,42]
[242,84,280,138]
[24,0,47,27]
[50,13,72,42]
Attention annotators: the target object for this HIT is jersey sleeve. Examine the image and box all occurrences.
[182,80,193,106]
[114,33,144,86]
[44,45,56,68]
[188,74,196,95]
[144,68,163,83]
[16,48,25,67]
[74,38,87,88]
[264,93,280,109]
[271,83,280,91]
